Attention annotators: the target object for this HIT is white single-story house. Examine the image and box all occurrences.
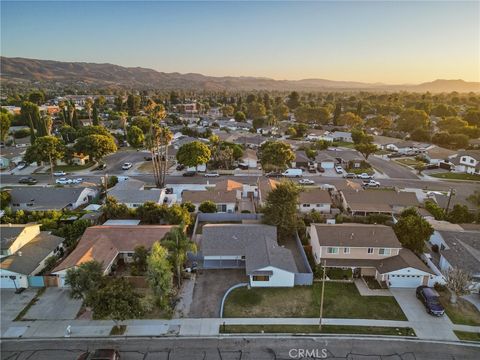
[202,224,298,287]
[182,189,236,213]
[298,189,332,214]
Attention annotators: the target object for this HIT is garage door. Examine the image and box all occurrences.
[0,275,18,288]
[389,274,423,288]
[321,161,335,169]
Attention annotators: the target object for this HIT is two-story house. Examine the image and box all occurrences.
[451,150,480,175]
[309,223,434,288]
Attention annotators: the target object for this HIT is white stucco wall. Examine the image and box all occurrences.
[249,266,295,287]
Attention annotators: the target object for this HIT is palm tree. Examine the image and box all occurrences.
[163,226,197,289]
[146,125,173,188]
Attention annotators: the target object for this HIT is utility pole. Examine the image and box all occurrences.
[445,188,456,215]
[319,260,326,331]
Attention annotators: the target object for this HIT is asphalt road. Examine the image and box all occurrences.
[1,336,479,360]
[368,156,419,180]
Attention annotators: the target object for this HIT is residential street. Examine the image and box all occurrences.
[368,156,419,180]
[1,336,479,359]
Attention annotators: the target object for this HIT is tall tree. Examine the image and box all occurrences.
[163,226,197,288]
[393,208,433,253]
[176,141,211,168]
[65,260,104,300]
[354,142,377,160]
[74,134,117,161]
[0,109,12,141]
[444,267,472,304]
[147,242,173,308]
[262,181,300,240]
[24,136,66,183]
[258,141,295,171]
[127,125,145,148]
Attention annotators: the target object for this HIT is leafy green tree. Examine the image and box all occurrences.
[103,196,131,219]
[0,191,11,210]
[176,141,211,168]
[463,109,480,127]
[286,91,301,110]
[393,208,433,253]
[127,94,141,116]
[127,125,145,148]
[447,205,475,224]
[263,181,300,240]
[272,104,289,121]
[437,116,469,133]
[147,242,173,308]
[164,204,192,225]
[259,141,295,171]
[65,260,104,300]
[131,245,149,275]
[410,128,431,142]
[87,278,143,323]
[234,111,246,122]
[163,226,197,288]
[59,125,77,143]
[181,201,196,212]
[28,91,45,105]
[221,105,235,117]
[354,142,377,160]
[431,104,456,118]
[397,109,429,132]
[365,115,392,130]
[25,136,66,181]
[76,125,112,138]
[247,102,266,119]
[424,200,445,220]
[131,116,151,134]
[467,191,480,208]
[74,134,117,161]
[198,201,217,213]
[337,112,363,128]
[92,105,100,126]
[21,101,41,143]
[0,109,12,141]
[333,103,342,125]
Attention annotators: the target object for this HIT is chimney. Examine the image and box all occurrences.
[18,251,22,257]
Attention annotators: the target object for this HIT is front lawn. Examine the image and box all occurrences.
[332,141,355,149]
[438,291,480,326]
[220,324,415,336]
[395,158,424,168]
[223,282,406,320]
[53,162,95,172]
[454,330,480,342]
[429,172,480,181]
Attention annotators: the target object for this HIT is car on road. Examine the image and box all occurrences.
[298,178,315,185]
[144,155,153,161]
[176,164,185,171]
[16,161,28,170]
[387,153,403,158]
[362,179,381,188]
[282,168,303,178]
[121,162,133,170]
[72,178,84,184]
[182,171,196,177]
[416,286,445,316]
[357,172,373,180]
[343,172,357,179]
[18,177,37,185]
[77,349,121,360]
[317,166,325,173]
[204,172,220,177]
[335,166,344,174]
[53,171,67,176]
[265,171,283,178]
[56,178,73,185]
[93,163,107,171]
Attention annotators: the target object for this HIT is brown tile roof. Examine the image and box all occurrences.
[299,189,332,204]
[182,190,237,204]
[53,225,175,273]
[312,223,401,248]
[215,179,243,192]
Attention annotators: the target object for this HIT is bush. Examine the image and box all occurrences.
[326,268,352,280]
[431,244,439,253]
[13,128,31,138]
[241,210,251,214]
[434,282,447,292]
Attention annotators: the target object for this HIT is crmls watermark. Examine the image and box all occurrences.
[288,348,328,359]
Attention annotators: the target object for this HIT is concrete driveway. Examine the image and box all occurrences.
[189,269,248,318]
[0,289,37,333]
[390,288,457,340]
[24,288,82,320]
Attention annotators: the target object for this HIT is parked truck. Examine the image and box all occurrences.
[282,168,303,178]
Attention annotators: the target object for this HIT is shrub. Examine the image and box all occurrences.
[326,268,352,280]
[434,282,447,292]
[431,244,439,253]
[13,128,31,138]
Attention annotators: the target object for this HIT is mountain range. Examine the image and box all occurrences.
[1,56,479,93]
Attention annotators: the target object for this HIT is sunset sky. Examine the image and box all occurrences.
[1,1,479,84]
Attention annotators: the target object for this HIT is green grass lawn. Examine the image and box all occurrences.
[438,291,480,326]
[394,158,424,168]
[223,282,406,320]
[333,141,355,149]
[52,162,95,172]
[454,330,480,342]
[348,167,374,175]
[429,172,480,181]
[220,324,415,336]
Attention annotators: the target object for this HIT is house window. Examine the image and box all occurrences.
[302,204,311,208]
[327,247,339,254]
[315,204,323,207]
[127,253,133,257]
[379,248,391,256]
[217,204,227,212]
[462,157,467,162]
[470,159,475,164]
[367,248,374,254]
[252,275,269,281]
[343,247,350,254]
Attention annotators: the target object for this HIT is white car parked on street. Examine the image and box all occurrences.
[56,178,73,185]
[298,178,315,185]
[53,171,67,176]
[122,162,133,170]
[204,172,220,177]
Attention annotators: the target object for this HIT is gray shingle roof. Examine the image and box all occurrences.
[0,225,26,250]
[299,189,332,204]
[0,232,64,275]
[312,223,402,248]
[438,231,480,274]
[202,224,297,273]
[108,189,163,204]
[10,187,96,210]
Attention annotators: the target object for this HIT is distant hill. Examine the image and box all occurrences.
[1,56,479,92]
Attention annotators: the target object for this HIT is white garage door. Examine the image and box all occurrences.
[0,275,17,288]
[321,161,335,169]
[389,274,423,288]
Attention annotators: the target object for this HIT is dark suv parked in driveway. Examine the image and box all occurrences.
[416,286,445,316]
